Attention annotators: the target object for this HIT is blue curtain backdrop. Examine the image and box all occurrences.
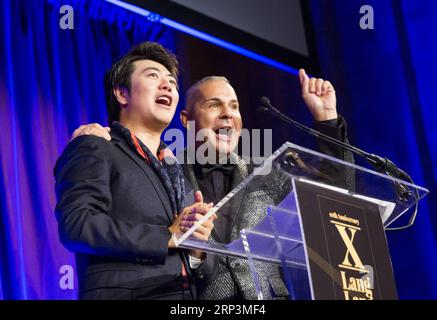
[309,0,437,299]
[0,0,436,299]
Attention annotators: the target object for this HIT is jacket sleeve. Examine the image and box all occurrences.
[314,115,356,190]
[54,136,170,264]
[192,253,219,291]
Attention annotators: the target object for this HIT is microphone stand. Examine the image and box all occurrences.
[259,96,419,230]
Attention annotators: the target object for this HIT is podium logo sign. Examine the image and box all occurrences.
[329,212,373,300]
[294,180,397,300]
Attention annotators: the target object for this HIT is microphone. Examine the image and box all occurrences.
[258,97,271,112]
[259,96,415,204]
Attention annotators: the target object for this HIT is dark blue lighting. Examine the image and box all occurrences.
[104,0,299,75]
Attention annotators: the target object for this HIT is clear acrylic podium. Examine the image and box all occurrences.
[174,142,429,300]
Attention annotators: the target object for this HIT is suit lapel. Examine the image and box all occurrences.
[230,153,248,188]
[228,153,250,237]
[111,133,174,223]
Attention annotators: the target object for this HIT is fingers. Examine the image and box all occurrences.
[189,222,214,240]
[92,123,111,140]
[71,123,111,141]
[308,77,333,96]
[71,126,83,141]
[180,217,213,230]
[191,230,210,241]
[182,213,206,223]
[179,202,213,224]
[308,77,316,94]
[178,201,215,236]
[316,78,324,95]
[180,211,216,232]
[195,223,213,235]
[194,190,203,203]
[309,78,323,95]
[191,203,213,215]
[181,202,203,215]
[183,192,210,213]
[299,68,335,97]
[182,212,216,222]
[321,80,334,95]
[298,68,306,84]
[299,68,309,97]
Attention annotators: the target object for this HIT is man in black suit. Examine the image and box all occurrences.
[54,42,216,300]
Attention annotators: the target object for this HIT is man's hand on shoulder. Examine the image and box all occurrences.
[71,123,111,141]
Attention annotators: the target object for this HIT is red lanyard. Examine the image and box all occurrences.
[130,133,150,164]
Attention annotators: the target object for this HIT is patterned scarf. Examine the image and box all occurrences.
[112,122,185,217]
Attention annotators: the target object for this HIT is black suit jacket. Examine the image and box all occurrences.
[54,128,209,299]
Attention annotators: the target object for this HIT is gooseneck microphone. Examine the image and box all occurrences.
[259,96,418,230]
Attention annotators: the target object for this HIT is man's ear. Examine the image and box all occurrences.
[180,109,190,129]
[113,87,129,106]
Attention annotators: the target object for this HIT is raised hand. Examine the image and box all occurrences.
[299,68,337,121]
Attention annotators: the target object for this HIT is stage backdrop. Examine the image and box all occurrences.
[0,0,436,299]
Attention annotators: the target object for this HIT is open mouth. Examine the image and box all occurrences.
[155,95,172,107]
[214,126,233,142]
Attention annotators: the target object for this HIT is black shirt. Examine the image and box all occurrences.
[193,163,234,243]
